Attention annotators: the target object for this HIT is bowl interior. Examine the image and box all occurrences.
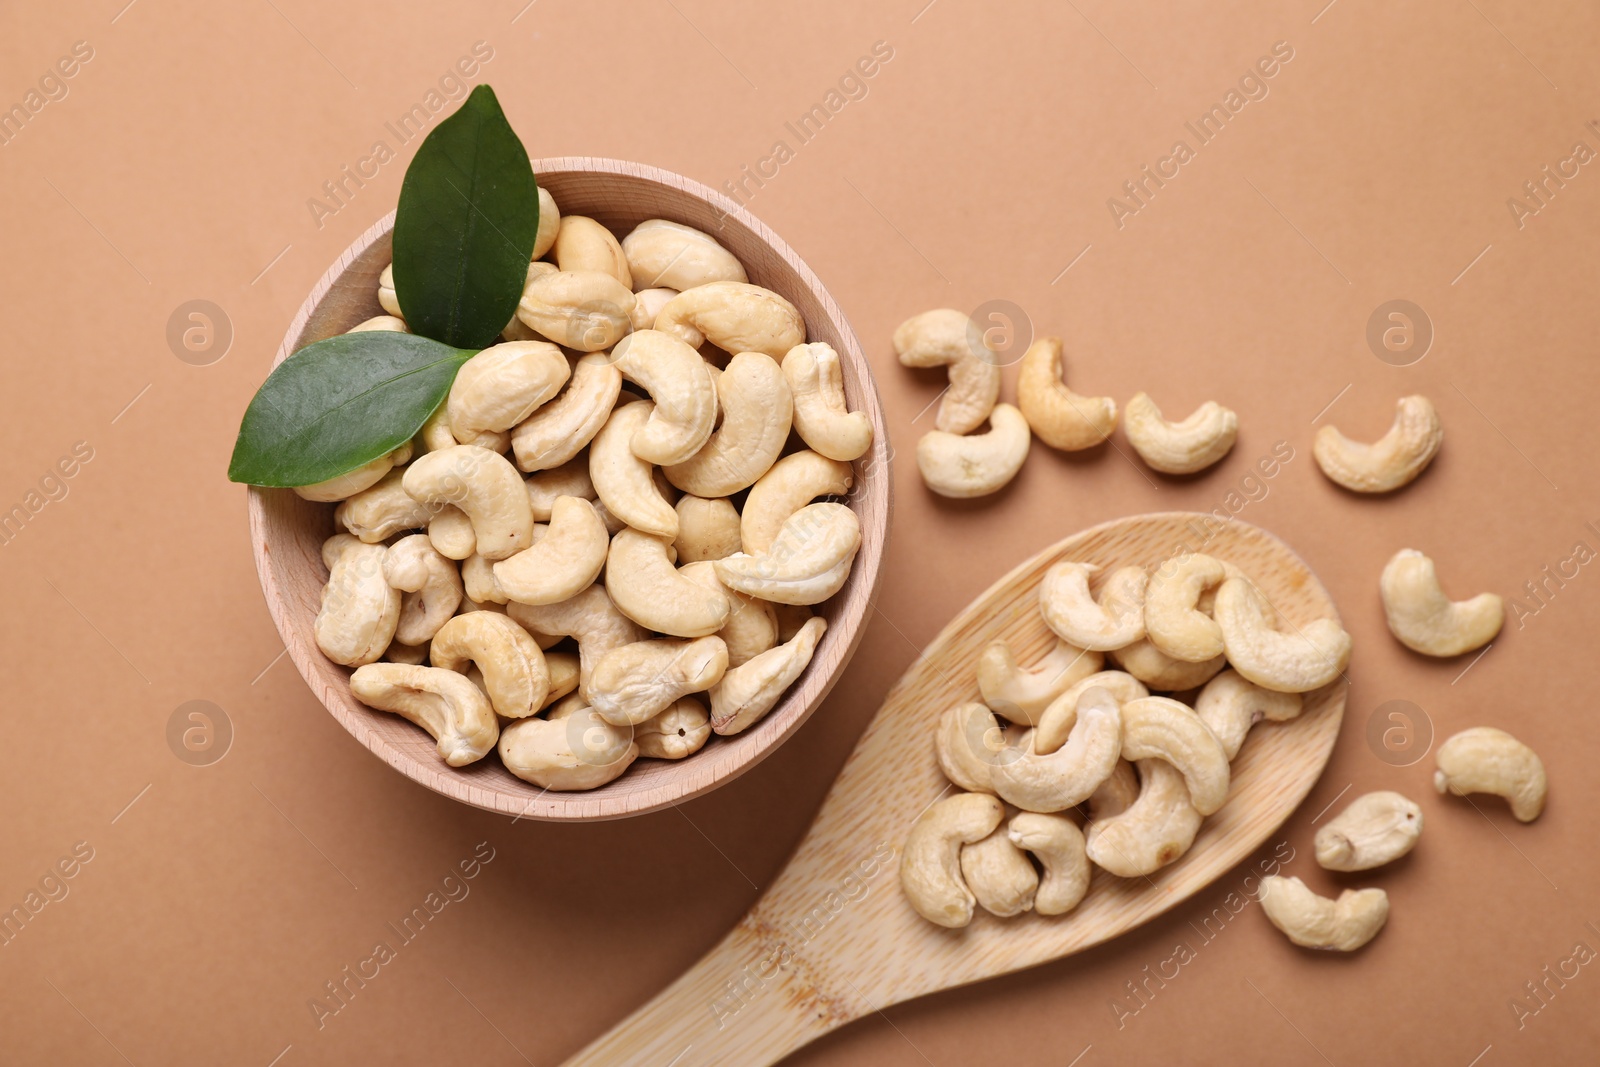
[248,157,890,821]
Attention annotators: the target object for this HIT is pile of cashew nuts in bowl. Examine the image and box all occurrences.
[300,188,874,791]
[895,308,1549,952]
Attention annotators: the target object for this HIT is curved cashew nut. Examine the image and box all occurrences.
[899,792,1005,929]
[1016,337,1117,451]
[428,610,550,719]
[1213,577,1351,693]
[384,640,428,665]
[336,470,435,543]
[542,651,580,708]
[636,696,712,759]
[403,446,534,561]
[553,215,632,288]
[714,502,861,606]
[525,457,596,520]
[493,496,608,605]
[622,219,747,291]
[1259,876,1389,951]
[510,352,623,472]
[674,496,743,563]
[349,662,498,766]
[607,528,730,637]
[960,826,1039,918]
[1380,548,1503,657]
[1033,670,1149,755]
[653,281,805,358]
[418,404,507,457]
[663,352,792,495]
[916,404,1031,499]
[630,287,678,332]
[530,185,560,259]
[1039,562,1146,651]
[892,308,1000,435]
[497,707,638,790]
[589,400,679,539]
[1109,638,1227,691]
[383,534,464,646]
[782,342,872,462]
[377,263,403,319]
[315,535,400,666]
[991,687,1123,813]
[1085,759,1202,876]
[294,447,407,502]
[583,636,728,726]
[1434,726,1547,822]
[1314,791,1423,871]
[977,639,1105,725]
[1193,669,1302,759]
[610,330,720,465]
[740,450,853,554]
[1118,696,1230,815]
[680,561,779,667]
[447,341,571,442]
[349,314,408,334]
[1124,393,1238,474]
[461,550,512,606]
[1145,554,1229,662]
[516,269,636,352]
[934,701,1010,793]
[506,584,644,683]
[1087,758,1141,821]
[709,615,826,735]
[428,506,477,561]
[1008,813,1090,916]
[1314,395,1442,492]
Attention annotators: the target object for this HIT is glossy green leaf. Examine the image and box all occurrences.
[391,84,538,348]
[227,332,474,487]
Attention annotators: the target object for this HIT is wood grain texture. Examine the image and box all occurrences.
[246,158,892,822]
[562,512,1347,1066]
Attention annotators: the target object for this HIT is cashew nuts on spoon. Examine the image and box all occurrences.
[899,792,1005,929]
[990,686,1123,813]
[1038,561,1146,651]
[976,638,1105,725]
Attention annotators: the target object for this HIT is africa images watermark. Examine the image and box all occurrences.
[0,40,95,149]
[0,440,96,549]
[1503,520,1600,629]
[1506,921,1600,1030]
[1505,120,1600,231]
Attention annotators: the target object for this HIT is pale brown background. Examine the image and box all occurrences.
[2,1,1597,1064]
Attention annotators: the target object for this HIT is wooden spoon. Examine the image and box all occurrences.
[562,512,1346,1066]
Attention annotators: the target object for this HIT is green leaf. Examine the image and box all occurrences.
[227,332,475,487]
[392,84,538,348]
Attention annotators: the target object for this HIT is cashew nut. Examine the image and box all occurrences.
[524,460,596,524]
[589,400,678,539]
[663,351,792,494]
[1314,395,1442,492]
[673,495,743,563]
[583,636,728,726]
[714,502,861,606]
[336,470,436,543]
[1085,759,1203,877]
[419,403,508,457]
[402,445,534,562]
[506,584,644,683]
[899,792,1005,928]
[622,219,747,291]
[1144,554,1228,662]
[384,640,428,665]
[680,560,779,667]
[316,535,400,667]
[1259,876,1388,951]
[497,707,638,790]
[635,697,712,759]
[740,450,853,554]
[553,215,632,288]
[1039,562,1146,651]
[772,603,814,643]
[990,686,1123,813]
[510,352,623,472]
[892,309,1000,435]
[1380,548,1503,657]
[493,496,608,605]
[629,287,679,332]
[1032,671,1149,755]
[1087,759,1141,821]
[1016,337,1117,451]
[610,330,720,465]
[377,263,402,318]
[348,314,408,334]
[349,662,498,766]
[1118,696,1230,815]
[1213,577,1351,693]
[1314,791,1423,871]
[383,534,464,646]
[428,610,550,719]
[1008,812,1090,916]
[543,651,580,708]
[782,342,872,462]
[915,403,1031,499]
[1108,638,1227,691]
[461,551,511,606]
[960,825,1039,918]
[934,701,1009,794]
[515,269,635,352]
[1193,669,1302,759]
[708,615,826,735]
[428,506,477,561]
[653,281,805,358]
[606,528,730,637]
[976,639,1105,725]
[1123,393,1238,474]
[1433,726,1547,822]
[294,448,406,502]
[447,340,571,445]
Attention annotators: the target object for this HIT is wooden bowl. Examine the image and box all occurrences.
[247,157,892,821]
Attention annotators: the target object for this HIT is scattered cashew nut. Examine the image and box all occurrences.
[893,309,1000,435]
[1314,395,1442,493]
[1259,876,1389,951]
[1016,337,1117,451]
[1123,393,1238,475]
[916,403,1032,499]
[1314,791,1423,871]
[1433,726,1547,822]
[1380,548,1503,657]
